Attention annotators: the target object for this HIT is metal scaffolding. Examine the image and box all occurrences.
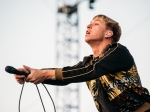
[55,0,95,112]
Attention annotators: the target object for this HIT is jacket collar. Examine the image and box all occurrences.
[102,42,118,54]
[91,42,118,59]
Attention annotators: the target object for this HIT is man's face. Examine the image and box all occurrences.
[85,17,107,43]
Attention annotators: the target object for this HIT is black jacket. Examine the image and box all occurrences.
[43,43,150,112]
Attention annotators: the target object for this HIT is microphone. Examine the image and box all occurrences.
[5,66,28,77]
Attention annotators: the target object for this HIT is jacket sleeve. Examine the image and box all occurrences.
[43,79,69,86]
[55,43,134,83]
[42,60,89,86]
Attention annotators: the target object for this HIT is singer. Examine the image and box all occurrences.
[14,14,150,112]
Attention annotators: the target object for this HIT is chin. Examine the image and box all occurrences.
[85,39,92,45]
[85,36,90,42]
[85,38,89,43]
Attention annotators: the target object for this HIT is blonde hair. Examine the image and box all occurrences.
[93,14,121,42]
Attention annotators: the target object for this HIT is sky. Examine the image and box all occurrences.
[0,0,150,112]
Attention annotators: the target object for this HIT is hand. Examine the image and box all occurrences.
[23,65,51,84]
[14,67,29,84]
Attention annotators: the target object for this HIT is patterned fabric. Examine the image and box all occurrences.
[86,69,150,111]
[100,64,141,101]
[86,80,100,110]
[112,87,150,112]
[99,64,150,111]
[85,43,150,111]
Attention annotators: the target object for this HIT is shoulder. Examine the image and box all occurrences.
[111,43,131,54]
[106,43,133,62]
[111,42,128,50]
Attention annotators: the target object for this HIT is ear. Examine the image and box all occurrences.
[105,30,113,39]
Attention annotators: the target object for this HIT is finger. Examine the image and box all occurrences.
[17,79,25,84]
[26,79,34,83]
[33,78,44,85]
[23,65,31,72]
[22,65,30,74]
[33,80,40,85]
[17,68,24,71]
[25,75,33,82]
[14,74,25,78]
[25,77,30,82]
[15,76,25,84]
[17,68,29,74]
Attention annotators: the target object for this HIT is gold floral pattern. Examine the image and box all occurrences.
[99,64,141,101]
[86,64,144,111]
[86,79,99,110]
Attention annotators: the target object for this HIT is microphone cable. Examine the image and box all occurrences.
[18,77,56,112]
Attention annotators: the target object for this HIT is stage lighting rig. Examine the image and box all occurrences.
[58,4,77,16]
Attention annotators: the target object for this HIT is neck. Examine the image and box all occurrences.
[89,40,112,58]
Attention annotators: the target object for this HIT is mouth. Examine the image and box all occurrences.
[86,30,90,34]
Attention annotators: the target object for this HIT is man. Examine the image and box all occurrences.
[14,14,150,112]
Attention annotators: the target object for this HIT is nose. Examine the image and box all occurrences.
[87,23,92,29]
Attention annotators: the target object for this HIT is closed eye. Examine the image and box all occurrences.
[94,23,99,25]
